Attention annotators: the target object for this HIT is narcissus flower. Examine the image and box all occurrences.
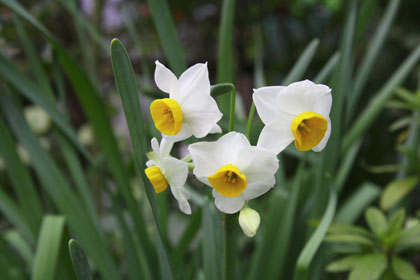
[254,80,332,154]
[188,132,279,214]
[145,138,191,214]
[151,61,223,142]
[239,206,261,237]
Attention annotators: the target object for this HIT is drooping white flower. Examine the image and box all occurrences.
[254,80,332,155]
[144,138,191,214]
[188,132,279,214]
[239,206,261,237]
[150,61,223,142]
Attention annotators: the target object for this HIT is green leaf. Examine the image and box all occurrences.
[0,118,43,235]
[294,187,337,279]
[314,52,340,84]
[69,239,93,280]
[202,199,223,280]
[283,38,320,85]
[328,224,373,238]
[324,234,374,247]
[3,230,34,269]
[380,177,419,210]
[342,43,420,152]
[335,182,381,224]
[365,207,388,238]
[326,254,364,272]
[349,253,387,280]
[211,83,236,98]
[32,216,66,280]
[395,224,420,253]
[387,209,406,235]
[110,38,173,279]
[347,0,401,120]
[392,257,420,280]
[146,0,186,75]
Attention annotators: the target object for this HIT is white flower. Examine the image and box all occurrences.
[188,132,279,214]
[254,80,332,154]
[145,138,191,214]
[151,61,223,142]
[239,206,261,237]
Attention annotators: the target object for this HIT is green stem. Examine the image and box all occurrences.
[245,102,256,139]
[224,213,236,280]
[229,88,236,132]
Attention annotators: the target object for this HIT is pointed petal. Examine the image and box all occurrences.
[257,118,295,155]
[236,146,278,200]
[170,186,192,214]
[150,137,164,164]
[182,93,222,138]
[209,124,222,134]
[178,63,210,103]
[312,117,331,152]
[154,61,179,94]
[212,189,245,214]
[253,86,286,124]
[163,157,189,187]
[276,80,331,115]
[159,138,173,157]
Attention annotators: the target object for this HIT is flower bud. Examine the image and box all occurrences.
[24,105,51,135]
[239,206,260,238]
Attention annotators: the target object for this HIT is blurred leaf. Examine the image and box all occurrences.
[380,176,419,210]
[326,254,364,272]
[68,239,92,280]
[365,207,388,238]
[283,38,320,85]
[348,253,387,280]
[3,230,34,269]
[325,234,374,246]
[146,0,186,75]
[335,182,381,224]
[395,88,419,105]
[0,118,43,234]
[31,216,66,280]
[314,52,340,84]
[387,209,406,235]
[294,187,337,279]
[328,224,373,238]
[211,83,236,98]
[110,38,172,279]
[392,257,420,280]
[217,0,235,117]
[395,224,420,253]
[202,199,223,280]
[342,44,420,152]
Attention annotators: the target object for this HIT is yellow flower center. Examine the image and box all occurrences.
[145,166,168,193]
[291,112,328,151]
[208,164,247,197]
[150,98,183,136]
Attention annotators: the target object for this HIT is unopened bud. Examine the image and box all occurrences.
[24,105,51,135]
[239,206,260,238]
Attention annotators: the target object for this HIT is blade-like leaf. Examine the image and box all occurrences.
[365,207,388,237]
[348,253,387,280]
[326,254,364,272]
[380,176,419,210]
[392,257,420,280]
[68,239,93,280]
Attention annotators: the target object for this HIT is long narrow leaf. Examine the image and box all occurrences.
[68,239,93,280]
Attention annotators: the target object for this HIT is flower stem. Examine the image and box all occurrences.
[245,101,256,139]
[229,88,236,132]
[224,213,236,280]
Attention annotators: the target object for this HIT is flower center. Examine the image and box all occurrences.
[145,166,168,193]
[208,164,247,197]
[150,98,183,136]
[291,112,328,151]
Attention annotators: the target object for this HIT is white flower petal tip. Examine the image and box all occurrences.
[254,80,332,155]
[151,62,222,142]
[239,207,261,238]
[189,132,278,214]
[144,138,191,214]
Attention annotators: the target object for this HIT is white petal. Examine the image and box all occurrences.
[209,124,222,134]
[150,137,163,164]
[313,90,332,117]
[146,160,158,168]
[253,86,286,124]
[178,63,210,103]
[154,61,179,94]
[257,119,295,155]
[236,146,278,200]
[170,185,192,215]
[312,117,331,152]
[163,125,193,143]
[162,157,188,187]
[276,80,331,115]
[159,138,173,157]
[212,189,245,214]
[182,93,223,138]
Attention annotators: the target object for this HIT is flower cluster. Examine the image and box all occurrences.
[144,61,332,237]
